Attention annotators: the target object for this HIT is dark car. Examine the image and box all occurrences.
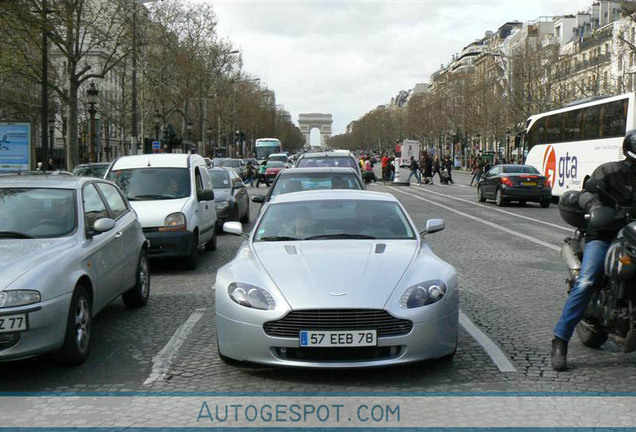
[209,167,250,231]
[252,167,366,211]
[71,163,111,178]
[477,164,551,207]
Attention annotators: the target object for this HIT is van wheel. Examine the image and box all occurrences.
[184,233,199,270]
[205,231,217,251]
[53,285,92,365]
[122,249,150,308]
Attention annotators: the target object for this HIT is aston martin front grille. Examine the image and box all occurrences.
[263,309,413,338]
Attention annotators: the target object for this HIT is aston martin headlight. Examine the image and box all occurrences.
[228,282,275,310]
[215,201,229,210]
[399,280,446,309]
[0,290,41,308]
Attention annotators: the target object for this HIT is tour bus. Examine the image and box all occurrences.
[255,138,282,161]
[524,92,634,197]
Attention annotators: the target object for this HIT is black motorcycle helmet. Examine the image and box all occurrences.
[623,130,636,162]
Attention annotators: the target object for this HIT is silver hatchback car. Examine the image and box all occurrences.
[0,175,149,365]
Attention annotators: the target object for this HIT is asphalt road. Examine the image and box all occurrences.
[1,167,635,393]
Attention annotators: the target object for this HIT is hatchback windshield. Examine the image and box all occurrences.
[210,170,230,189]
[267,161,284,168]
[502,165,540,174]
[219,159,242,168]
[271,173,362,198]
[0,188,77,238]
[297,156,357,170]
[254,200,415,241]
[107,168,191,200]
[268,155,287,163]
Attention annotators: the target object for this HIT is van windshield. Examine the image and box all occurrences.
[107,168,191,201]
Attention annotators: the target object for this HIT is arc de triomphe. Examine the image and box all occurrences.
[298,113,332,149]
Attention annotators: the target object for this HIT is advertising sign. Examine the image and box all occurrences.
[0,122,31,171]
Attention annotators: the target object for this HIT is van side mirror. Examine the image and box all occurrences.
[198,189,214,201]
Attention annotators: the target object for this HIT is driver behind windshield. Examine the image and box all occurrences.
[551,130,636,371]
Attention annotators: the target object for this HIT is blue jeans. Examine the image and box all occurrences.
[553,240,610,342]
[407,170,421,184]
[245,175,254,186]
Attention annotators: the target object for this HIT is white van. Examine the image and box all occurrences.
[106,153,217,270]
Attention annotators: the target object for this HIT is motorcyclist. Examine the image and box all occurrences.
[551,131,636,370]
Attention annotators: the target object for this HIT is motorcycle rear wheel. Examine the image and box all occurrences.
[576,319,608,349]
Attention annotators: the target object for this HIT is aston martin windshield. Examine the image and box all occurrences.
[0,188,77,238]
[254,200,416,241]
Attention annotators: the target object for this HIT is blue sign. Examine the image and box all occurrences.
[152,141,161,150]
[0,122,31,171]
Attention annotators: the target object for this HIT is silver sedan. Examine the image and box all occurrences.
[216,190,458,367]
[0,175,149,365]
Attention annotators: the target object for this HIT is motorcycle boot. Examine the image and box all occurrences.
[551,337,568,371]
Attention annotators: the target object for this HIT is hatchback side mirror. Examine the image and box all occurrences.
[223,221,247,238]
[422,218,445,235]
[91,218,116,236]
[198,189,214,201]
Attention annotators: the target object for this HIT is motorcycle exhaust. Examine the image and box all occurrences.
[561,242,582,271]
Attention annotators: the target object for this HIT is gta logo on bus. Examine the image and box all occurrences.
[542,145,578,187]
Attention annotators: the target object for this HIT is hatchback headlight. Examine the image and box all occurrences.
[399,280,446,309]
[215,201,229,209]
[227,282,275,310]
[0,290,41,308]
[160,212,187,231]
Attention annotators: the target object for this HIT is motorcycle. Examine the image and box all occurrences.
[559,179,636,353]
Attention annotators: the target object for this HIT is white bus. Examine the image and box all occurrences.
[255,138,282,160]
[524,93,633,196]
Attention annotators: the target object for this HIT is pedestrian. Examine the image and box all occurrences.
[423,153,434,185]
[444,155,454,184]
[364,158,376,183]
[36,161,43,171]
[433,156,441,181]
[407,156,422,185]
[256,160,268,187]
[381,153,389,181]
[389,157,396,182]
[470,157,481,186]
[244,162,255,187]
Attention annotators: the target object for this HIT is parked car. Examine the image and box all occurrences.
[0,175,149,364]
[209,166,250,231]
[263,161,286,185]
[217,190,458,367]
[217,158,244,170]
[295,150,361,177]
[477,164,552,208]
[251,167,365,211]
[72,163,111,179]
[106,153,217,270]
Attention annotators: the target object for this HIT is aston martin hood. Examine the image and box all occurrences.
[252,240,418,309]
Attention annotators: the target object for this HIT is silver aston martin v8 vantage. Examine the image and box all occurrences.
[216,190,458,367]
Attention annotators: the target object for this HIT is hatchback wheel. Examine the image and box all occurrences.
[495,188,506,207]
[540,199,551,208]
[122,249,150,308]
[54,285,92,365]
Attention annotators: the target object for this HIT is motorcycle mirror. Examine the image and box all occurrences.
[584,179,607,194]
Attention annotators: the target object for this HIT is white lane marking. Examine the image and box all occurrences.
[455,184,468,188]
[143,308,206,386]
[387,186,561,252]
[400,184,571,232]
[459,311,517,373]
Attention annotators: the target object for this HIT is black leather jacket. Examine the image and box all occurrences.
[579,159,636,241]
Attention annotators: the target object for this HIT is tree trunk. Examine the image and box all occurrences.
[66,81,79,170]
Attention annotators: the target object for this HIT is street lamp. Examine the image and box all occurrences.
[153,110,161,141]
[86,82,99,163]
[505,128,511,163]
[48,109,55,169]
[186,120,193,153]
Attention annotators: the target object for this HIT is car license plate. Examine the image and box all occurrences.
[299,330,377,347]
[521,181,537,186]
[0,314,27,333]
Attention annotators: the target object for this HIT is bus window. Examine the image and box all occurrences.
[563,109,583,142]
[604,99,628,138]
[526,117,546,150]
[582,105,601,140]
[545,113,563,143]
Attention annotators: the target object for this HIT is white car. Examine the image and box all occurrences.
[106,153,217,269]
[216,190,459,367]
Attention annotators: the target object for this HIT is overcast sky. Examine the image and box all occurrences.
[204,1,592,136]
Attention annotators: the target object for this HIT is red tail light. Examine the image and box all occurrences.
[544,178,551,188]
[501,177,513,187]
